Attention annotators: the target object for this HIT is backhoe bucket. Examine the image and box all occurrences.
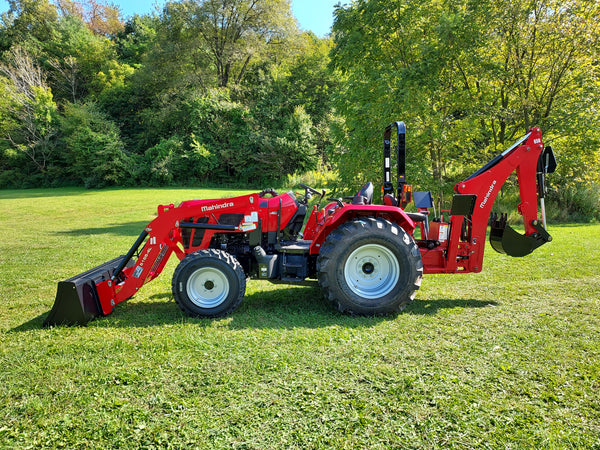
[489,215,552,257]
[44,256,127,327]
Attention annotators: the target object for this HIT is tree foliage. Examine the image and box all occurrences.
[331,0,600,214]
[60,101,132,187]
[0,45,58,173]
[0,0,333,188]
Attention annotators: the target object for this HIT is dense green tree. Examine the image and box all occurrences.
[55,0,124,36]
[115,15,158,65]
[0,0,60,53]
[180,0,297,87]
[480,0,600,208]
[331,0,493,192]
[0,46,58,174]
[44,14,122,101]
[331,0,600,208]
[138,0,298,98]
[60,101,133,187]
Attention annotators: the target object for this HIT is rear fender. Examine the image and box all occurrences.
[307,204,416,255]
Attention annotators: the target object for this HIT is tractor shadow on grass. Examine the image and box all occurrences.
[406,298,498,315]
[11,287,498,332]
[55,220,150,237]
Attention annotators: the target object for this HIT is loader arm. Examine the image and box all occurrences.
[44,194,262,326]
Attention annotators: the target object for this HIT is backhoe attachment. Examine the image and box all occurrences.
[487,143,557,257]
[450,127,556,271]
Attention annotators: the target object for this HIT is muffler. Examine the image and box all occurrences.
[44,256,131,327]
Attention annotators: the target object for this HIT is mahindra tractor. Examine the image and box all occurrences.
[44,122,557,326]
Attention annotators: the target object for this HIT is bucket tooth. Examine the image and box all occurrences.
[44,256,129,327]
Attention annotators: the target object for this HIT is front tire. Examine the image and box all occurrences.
[172,249,246,318]
[317,217,423,315]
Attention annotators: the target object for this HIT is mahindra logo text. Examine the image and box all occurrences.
[201,201,234,212]
[479,180,497,209]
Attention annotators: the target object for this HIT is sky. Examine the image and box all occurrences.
[0,0,339,37]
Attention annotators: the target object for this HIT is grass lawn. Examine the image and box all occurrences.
[1,187,599,448]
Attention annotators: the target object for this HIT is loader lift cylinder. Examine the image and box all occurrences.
[111,230,148,282]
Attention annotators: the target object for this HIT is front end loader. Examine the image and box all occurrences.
[44,122,556,326]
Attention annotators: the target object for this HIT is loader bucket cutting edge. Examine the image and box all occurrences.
[44,256,130,327]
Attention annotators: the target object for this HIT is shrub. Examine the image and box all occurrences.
[60,102,133,188]
[141,135,217,185]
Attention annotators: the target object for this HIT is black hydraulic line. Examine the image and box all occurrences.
[111,230,149,281]
[276,198,282,245]
[179,222,237,231]
[465,133,531,182]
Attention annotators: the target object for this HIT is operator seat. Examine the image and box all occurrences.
[352,182,374,205]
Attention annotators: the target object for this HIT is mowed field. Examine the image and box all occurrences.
[1,188,599,448]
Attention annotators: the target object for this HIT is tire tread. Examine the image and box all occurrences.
[172,249,246,318]
[317,217,422,315]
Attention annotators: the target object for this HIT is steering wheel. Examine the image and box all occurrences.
[299,183,321,196]
[258,188,279,198]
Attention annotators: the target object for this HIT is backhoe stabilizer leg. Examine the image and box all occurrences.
[489,219,552,257]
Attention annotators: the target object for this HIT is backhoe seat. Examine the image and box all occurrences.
[352,182,374,205]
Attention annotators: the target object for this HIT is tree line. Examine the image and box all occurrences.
[1,0,599,218]
[0,0,336,188]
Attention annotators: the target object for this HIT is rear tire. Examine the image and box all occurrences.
[172,249,246,318]
[317,217,423,315]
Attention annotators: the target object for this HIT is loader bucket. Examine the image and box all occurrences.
[44,256,128,327]
[489,218,552,257]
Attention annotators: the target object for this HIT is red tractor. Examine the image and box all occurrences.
[45,122,556,326]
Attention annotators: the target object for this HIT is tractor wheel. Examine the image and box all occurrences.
[172,249,246,318]
[317,217,423,315]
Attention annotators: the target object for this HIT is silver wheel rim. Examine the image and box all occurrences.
[187,266,230,308]
[344,244,399,299]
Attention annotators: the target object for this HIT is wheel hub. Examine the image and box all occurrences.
[187,267,230,308]
[362,262,375,275]
[344,244,400,299]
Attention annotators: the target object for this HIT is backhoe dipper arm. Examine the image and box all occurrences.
[450,127,553,271]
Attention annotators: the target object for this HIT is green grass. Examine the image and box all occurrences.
[1,187,599,448]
